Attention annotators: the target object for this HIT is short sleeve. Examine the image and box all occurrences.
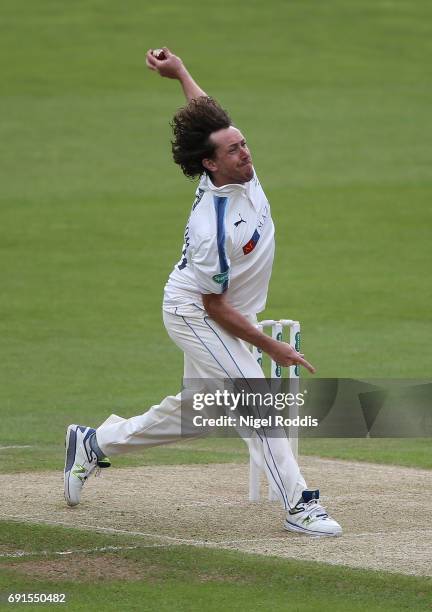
[190,234,230,293]
[190,196,231,294]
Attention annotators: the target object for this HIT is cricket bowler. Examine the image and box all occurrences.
[64,47,342,537]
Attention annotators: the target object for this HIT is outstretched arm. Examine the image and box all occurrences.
[202,294,316,374]
[146,47,207,102]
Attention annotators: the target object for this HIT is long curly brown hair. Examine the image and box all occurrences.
[171,97,231,179]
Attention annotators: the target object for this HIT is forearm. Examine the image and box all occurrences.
[203,298,273,353]
[202,294,315,373]
[178,66,208,102]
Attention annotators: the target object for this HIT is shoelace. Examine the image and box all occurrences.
[304,499,328,519]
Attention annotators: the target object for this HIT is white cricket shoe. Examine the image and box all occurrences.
[64,424,110,507]
[284,489,342,537]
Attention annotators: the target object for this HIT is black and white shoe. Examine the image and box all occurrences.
[284,490,342,537]
[64,424,110,507]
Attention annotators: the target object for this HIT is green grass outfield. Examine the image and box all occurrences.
[1,0,431,469]
[1,1,431,609]
[1,438,432,474]
[1,522,431,611]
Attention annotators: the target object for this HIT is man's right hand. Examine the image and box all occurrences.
[146,47,208,101]
[146,47,185,80]
[266,340,316,374]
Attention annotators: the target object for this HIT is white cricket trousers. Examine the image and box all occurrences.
[96,306,307,510]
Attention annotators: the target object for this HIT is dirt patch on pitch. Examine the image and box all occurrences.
[0,457,431,577]
[3,556,249,585]
[5,555,154,582]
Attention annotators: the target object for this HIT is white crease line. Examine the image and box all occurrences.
[2,515,431,552]
[306,457,432,475]
[0,544,174,559]
[337,529,432,538]
[215,529,432,545]
[0,515,275,550]
[179,501,249,507]
[0,515,218,548]
[0,445,33,450]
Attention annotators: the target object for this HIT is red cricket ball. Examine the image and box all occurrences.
[152,48,166,60]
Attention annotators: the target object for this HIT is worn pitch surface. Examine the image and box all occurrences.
[1,457,431,577]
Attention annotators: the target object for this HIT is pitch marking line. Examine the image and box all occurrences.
[4,514,430,551]
[179,500,249,507]
[0,445,33,450]
[0,544,174,559]
[0,515,287,550]
[1,515,220,548]
[216,528,432,544]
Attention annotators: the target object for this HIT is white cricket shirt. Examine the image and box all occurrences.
[163,170,275,316]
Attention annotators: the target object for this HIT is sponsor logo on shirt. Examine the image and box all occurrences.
[234,213,246,228]
[242,229,260,255]
[212,271,230,284]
